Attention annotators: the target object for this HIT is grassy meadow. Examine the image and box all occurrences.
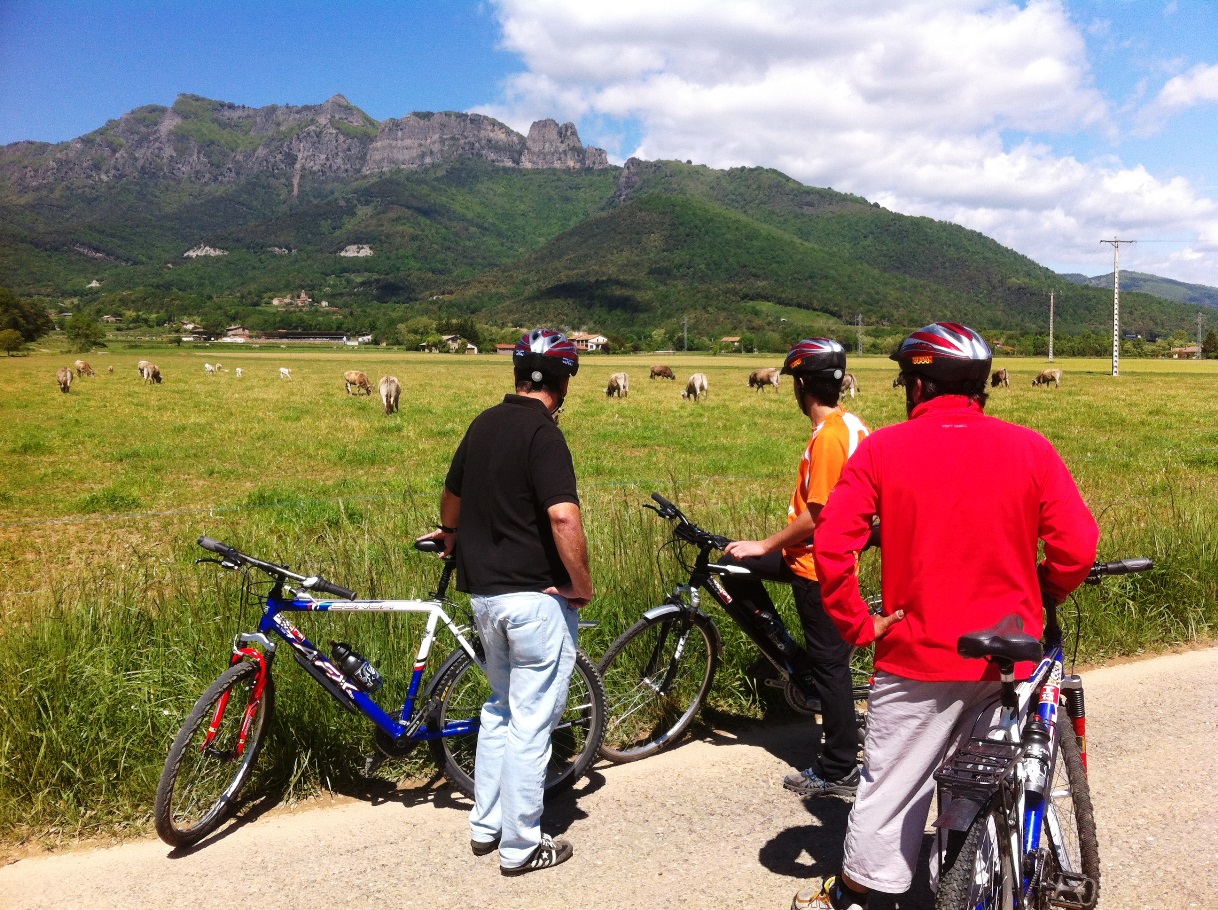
[1,344,1216,847]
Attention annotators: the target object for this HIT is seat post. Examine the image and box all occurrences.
[991,656,1018,710]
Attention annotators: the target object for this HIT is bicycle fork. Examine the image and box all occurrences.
[203,638,274,761]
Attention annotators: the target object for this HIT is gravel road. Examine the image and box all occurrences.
[2,648,1214,910]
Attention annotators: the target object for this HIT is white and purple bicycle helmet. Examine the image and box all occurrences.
[513,328,580,382]
[891,322,991,384]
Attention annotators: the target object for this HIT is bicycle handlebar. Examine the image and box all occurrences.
[647,492,732,551]
[1085,557,1153,584]
[197,536,358,600]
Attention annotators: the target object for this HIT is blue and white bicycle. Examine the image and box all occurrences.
[932,557,1153,910]
[153,536,606,848]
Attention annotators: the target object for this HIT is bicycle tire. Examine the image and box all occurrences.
[154,661,274,847]
[427,648,606,800]
[597,610,718,763]
[1039,727,1100,908]
[935,800,1018,910]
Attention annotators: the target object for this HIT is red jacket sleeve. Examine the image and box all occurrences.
[813,436,880,647]
[1036,443,1100,602]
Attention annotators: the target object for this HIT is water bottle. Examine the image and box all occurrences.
[1022,718,1052,797]
[331,641,383,693]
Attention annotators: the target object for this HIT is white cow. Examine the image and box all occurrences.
[204,363,217,377]
[379,375,401,414]
[841,373,858,399]
[235,367,243,378]
[681,372,709,401]
[279,367,292,380]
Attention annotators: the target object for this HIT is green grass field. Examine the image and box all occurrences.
[1,345,1216,847]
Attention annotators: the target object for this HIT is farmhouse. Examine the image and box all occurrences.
[721,336,742,350]
[569,331,608,352]
[1170,344,1202,359]
[222,325,250,342]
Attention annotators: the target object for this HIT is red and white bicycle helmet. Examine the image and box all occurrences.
[781,338,847,380]
[891,322,991,383]
[513,328,580,380]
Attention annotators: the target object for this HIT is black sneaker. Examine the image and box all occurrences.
[471,835,500,856]
[783,766,860,797]
[500,834,573,876]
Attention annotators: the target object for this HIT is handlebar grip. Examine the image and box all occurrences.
[198,535,240,561]
[414,539,444,554]
[310,577,358,600]
[651,492,677,511]
[1093,557,1154,577]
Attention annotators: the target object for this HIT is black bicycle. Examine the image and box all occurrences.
[597,492,876,763]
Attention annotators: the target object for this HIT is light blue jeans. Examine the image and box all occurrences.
[468,591,579,868]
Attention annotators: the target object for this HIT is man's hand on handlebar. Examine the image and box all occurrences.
[724,539,767,560]
[415,527,457,558]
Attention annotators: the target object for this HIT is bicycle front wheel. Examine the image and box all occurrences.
[154,661,274,847]
[936,801,1018,910]
[597,610,718,763]
[428,649,606,800]
[1039,728,1100,908]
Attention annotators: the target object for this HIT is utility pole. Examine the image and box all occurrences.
[1048,289,1055,363]
[1199,311,1205,354]
[856,313,863,355]
[1100,239,1135,376]
[683,316,688,352]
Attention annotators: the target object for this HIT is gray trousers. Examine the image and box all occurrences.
[842,671,1002,893]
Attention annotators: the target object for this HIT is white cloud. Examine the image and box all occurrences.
[479,0,1218,285]
[1146,62,1218,116]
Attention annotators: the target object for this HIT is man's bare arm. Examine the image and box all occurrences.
[544,501,594,608]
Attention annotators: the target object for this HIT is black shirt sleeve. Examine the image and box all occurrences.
[529,424,579,510]
[444,430,469,497]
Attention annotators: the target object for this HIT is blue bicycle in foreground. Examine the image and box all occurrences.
[153,536,606,848]
[931,557,1153,910]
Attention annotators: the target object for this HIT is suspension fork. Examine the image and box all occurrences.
[203,645,271,758]
[1060,675,1087,774]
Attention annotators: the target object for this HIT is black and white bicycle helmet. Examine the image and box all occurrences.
[781,338,847,380]
[513,328,580,381]
[890,322,991,383]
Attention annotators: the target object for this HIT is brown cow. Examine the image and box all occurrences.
[73,359,95,377]
[344,370,373,395]
[990,368,1010,388]
[56,367,73,393]
[107,366,114,374]
[681,372,708,401]
[841,373,858,399]
[606,372,629,398]
[892,373,906,388]
[649,364,676,380]
[141,363,162,384]
[1032,368,1062,389]
[748,367,780,392]
[379,375,401,414]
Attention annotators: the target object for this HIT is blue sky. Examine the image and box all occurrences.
[3,1,1218,286]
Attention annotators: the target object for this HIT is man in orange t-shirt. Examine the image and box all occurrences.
[723,338,869,796]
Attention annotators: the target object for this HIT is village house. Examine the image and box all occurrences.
[721,336,742,350]
[1169,344,1202,359]
[568,331,608,352]
[222,325,250,343]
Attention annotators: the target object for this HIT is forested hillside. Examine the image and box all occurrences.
[0,95,1206,351]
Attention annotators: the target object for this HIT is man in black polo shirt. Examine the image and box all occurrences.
[420,328,593,876]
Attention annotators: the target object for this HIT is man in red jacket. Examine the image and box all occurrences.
[792,323,1099,910]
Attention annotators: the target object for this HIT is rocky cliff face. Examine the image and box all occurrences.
[0,95,611,196]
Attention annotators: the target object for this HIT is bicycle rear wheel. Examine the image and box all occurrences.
[935,801,1018,910]
[597,610,718,763]
[154,661,274,847]
[1039,728,1100,909]
[428,649,606,800]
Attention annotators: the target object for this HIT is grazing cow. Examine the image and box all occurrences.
[841,373,858,399]
[748,367,780,392]
[1032,368,1062,389]
[141,363,161,384]
[136,360,150,377]
[379,375,402,414]
[606,372,629,398]
[235,367,243,378]
[990,369,1010,388]
[681,372,709,401]
[56,367,73,393]
[892,373,906,388]
[279,367,292,380]
[649,364,676,380]
[73,359,95,377]
[107,366,114,374]
[344,370,373,395]
[204,362,217,377]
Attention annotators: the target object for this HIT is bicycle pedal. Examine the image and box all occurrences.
[1045,871,1097,910]
[763,677,786,690]
[363,753,387,778]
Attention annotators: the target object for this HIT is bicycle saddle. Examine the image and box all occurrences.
[957,614,1042,664]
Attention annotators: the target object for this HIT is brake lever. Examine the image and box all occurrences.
[195,557,238,569]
